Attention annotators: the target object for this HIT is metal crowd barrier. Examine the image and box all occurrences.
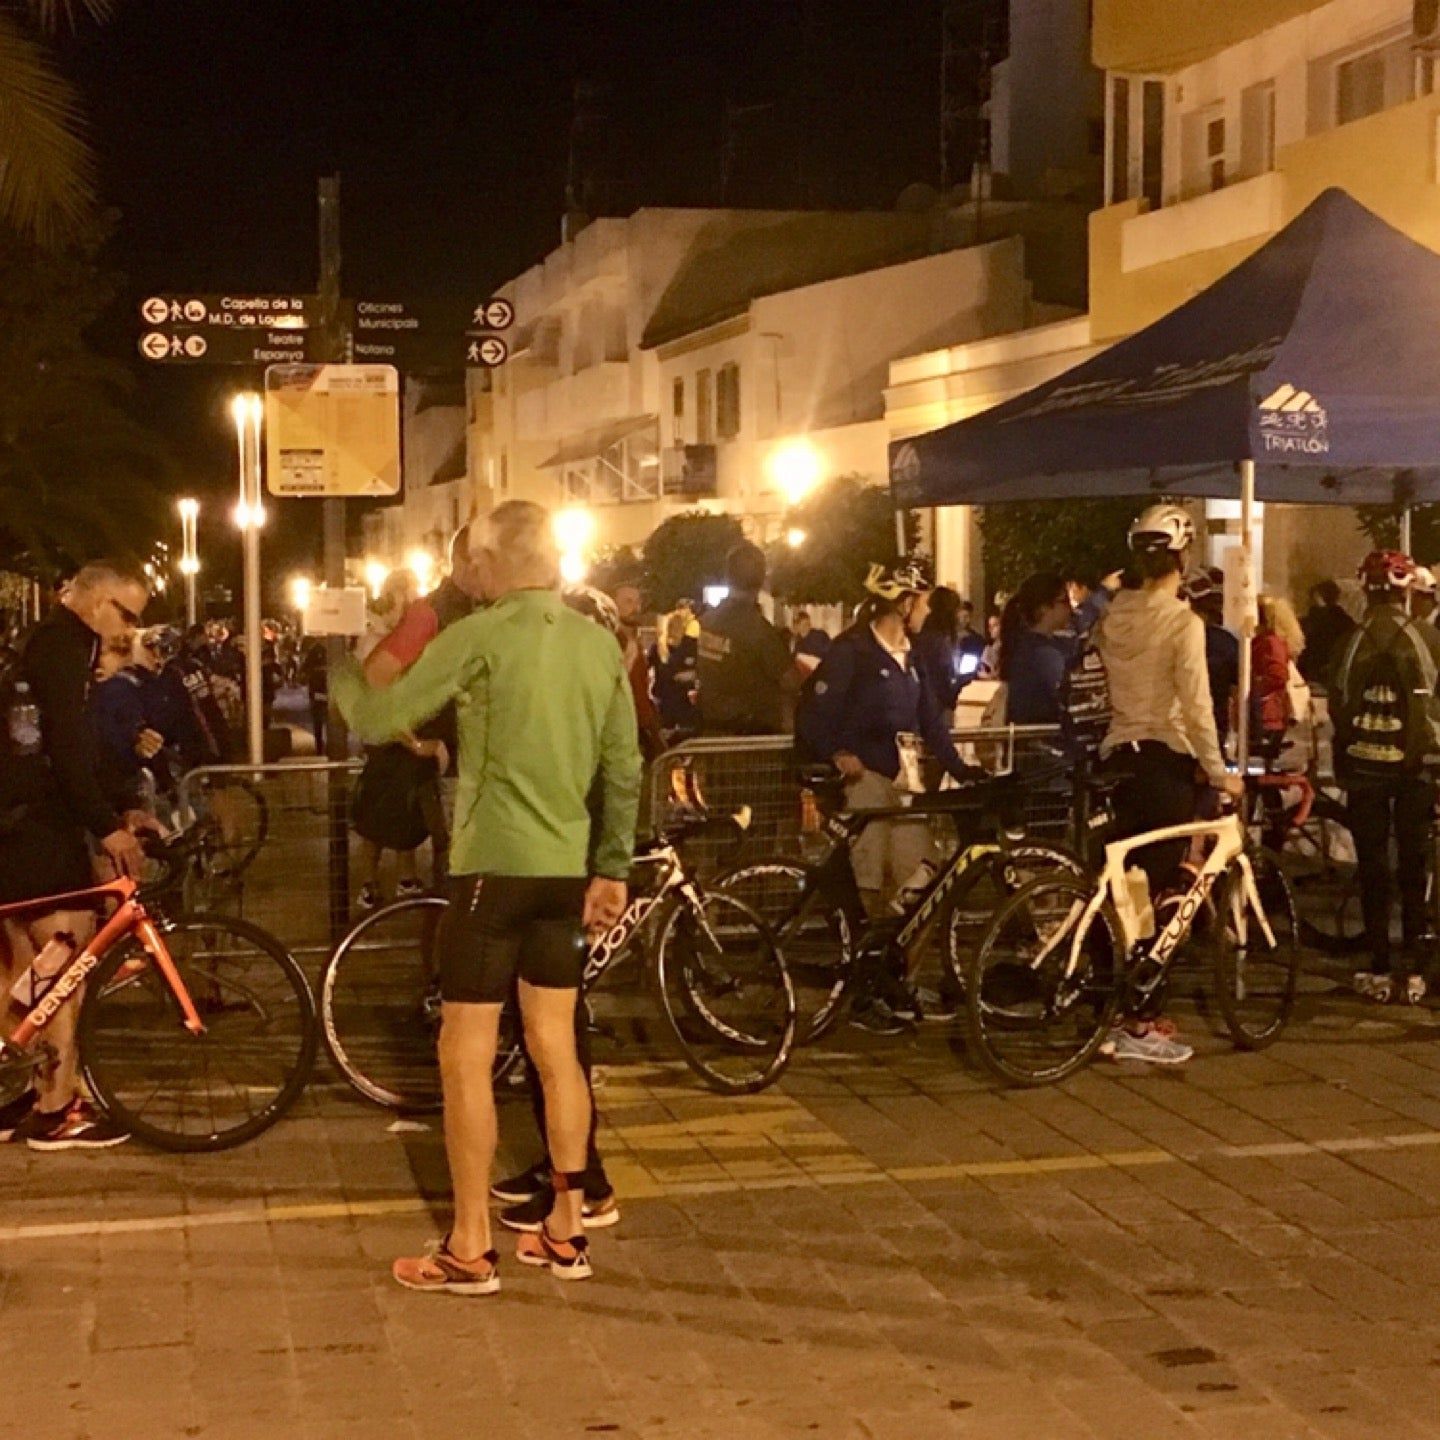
[644,725,1073,875]
[176,759,375,962]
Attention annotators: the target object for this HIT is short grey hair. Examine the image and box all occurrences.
[72,558,149,593]
[481,501,557,583]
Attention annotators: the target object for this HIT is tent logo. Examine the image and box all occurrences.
[1257,383,1329,455]
[891,442,922,487]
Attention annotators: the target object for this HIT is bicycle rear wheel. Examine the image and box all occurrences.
[944,842,1085,993]
[1211,852,1300,1049]
[1278,791,1363,954]
[964,874,1123,1087]
[650,890,796,1094]
[712,859,853,1042]
[80,913,317,1152]
[321,897,521,1112]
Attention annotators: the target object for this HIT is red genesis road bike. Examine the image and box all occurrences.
[0,872,316,1151]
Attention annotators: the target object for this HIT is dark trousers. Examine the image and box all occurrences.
[523,996,608,1195]
[1346,777,1435,972]
[1105,743,1200,895]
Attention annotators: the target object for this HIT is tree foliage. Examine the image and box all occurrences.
[978,496,1148,598]
[0,0,112,247]
[0,216,173,577]
[588,543,644,596]
[1357,503,1440,562]
[768,474,898,605]
[641,510,745,608]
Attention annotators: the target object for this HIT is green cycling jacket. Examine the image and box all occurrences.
[333,588,641,879]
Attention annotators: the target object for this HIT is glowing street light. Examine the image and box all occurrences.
[364,559,390,600]
[767,439,823,506]
[230,390,265,763]
[177,497,200,625]
[405,547,436,595]
[289,575,313,615]
[553,507,596,588]
[785,526,807,549]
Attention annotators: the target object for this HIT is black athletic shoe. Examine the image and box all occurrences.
[18,1099,129,1151]
[847,997,911,1036]
[498,1187,621,1234]
[0,1089,36,1143]
[490,1160,549,1205]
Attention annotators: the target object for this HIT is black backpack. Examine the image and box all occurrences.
[1332,613,1440,776]
[1058,634,1111,762]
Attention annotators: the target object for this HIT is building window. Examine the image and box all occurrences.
[499,450,508,495]
[1180,105,1226,199]
[716,363,741,441]
[695,368,714,444]
[1109,76,1130,202]
[1238,81,1275,181]
[671,376,685,444]
[1141,79,1163,211]
[1309,29,1413,134]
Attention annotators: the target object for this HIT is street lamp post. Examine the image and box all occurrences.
[177,498,200,627]
[231,393,266,766]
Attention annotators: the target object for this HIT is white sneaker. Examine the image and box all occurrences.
[1353,971,1395,1004]
[1405,974,1427,1005]
[1104,1026,1193,1067]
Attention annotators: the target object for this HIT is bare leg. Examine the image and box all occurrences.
[518,980,590,1238]
[15,911,96,1111]
[396,848,418,885]
[358,840,380,888]
[438,1000,501,1260]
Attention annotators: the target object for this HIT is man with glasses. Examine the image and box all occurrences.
[0,560,155,1149]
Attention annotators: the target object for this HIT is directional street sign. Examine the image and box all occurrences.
[350,299,426,366]
[137,294,312,330]
[138,327,314,364]
[471,298,514,330]
[465,335,509,367]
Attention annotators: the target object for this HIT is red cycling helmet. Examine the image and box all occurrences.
[1358,549,1417,592]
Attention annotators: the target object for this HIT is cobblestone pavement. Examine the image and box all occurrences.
[7,969,1440,1440]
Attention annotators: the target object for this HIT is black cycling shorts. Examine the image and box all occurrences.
[438,874,589,1004]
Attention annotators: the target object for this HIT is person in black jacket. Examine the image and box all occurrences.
[697,542,793,735]
[0,560,154,1150]
[797,560,980,1032]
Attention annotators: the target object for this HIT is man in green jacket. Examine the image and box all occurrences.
[334,500,641,1292]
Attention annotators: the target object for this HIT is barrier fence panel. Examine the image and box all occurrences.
[176,760,427,963]
[646,726,1073,876]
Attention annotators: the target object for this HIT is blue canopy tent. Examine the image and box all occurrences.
[888,187,1440,759]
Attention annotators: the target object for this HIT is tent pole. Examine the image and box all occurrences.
[1234,459,1257,774]
[1400,505,1414,554]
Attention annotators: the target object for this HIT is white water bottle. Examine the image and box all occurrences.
[890,858,939,914]
[1116,867,1155,942]
[10,933,76,1008]
[7,682,41,757]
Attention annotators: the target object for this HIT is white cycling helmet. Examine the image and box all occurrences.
[1414,565,1437,597]
[863,557,933,601]
[1128,503,1195,554]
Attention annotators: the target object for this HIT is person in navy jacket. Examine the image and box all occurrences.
[797,559,981,1032]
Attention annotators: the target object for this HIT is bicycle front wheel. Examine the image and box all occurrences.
[712,859,854,1042]
[943,842,1085,994]
[650,890,796,1094]
[321,897,521,1112]
[196,775,269,880]
[964,874,1124,1087]
[81,913,317,1152]
[1211,852,1300,1050]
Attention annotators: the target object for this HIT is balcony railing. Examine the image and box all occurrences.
[1120,171,1286,273]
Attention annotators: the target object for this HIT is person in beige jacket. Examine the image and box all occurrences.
[1093,504,1244,1067]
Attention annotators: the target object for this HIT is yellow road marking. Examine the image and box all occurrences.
[1,1127,1437,1246]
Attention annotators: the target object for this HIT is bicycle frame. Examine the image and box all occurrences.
[804,797,1045,961]
[0,876,205,1053]
[1064,814,1276,982]
[581,844,693,989]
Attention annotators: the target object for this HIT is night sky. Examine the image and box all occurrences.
[59,0,956,583]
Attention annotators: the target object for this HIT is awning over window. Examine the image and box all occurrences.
[539,415,657,468]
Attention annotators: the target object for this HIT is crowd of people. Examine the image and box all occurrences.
[3,499,1440,1300]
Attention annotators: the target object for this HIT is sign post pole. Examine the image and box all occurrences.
[317,174,351,945]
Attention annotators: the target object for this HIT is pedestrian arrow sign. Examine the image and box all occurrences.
[467,336,508,367]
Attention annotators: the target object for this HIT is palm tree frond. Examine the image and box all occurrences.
[0,17,94,245]
[24,0,114,35]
